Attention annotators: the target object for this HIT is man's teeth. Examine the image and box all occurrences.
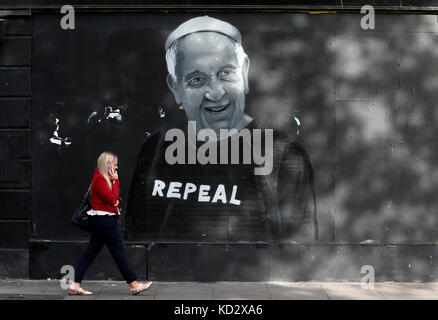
[206,105,228,112]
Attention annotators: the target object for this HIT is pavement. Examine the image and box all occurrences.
[0,280,438,300]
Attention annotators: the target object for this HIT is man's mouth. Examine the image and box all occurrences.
[204,103,230,113]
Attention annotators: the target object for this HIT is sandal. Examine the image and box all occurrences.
[130,281,152,295]
[68,286,93,295]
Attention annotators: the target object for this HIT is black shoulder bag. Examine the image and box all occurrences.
[71,183,92,232]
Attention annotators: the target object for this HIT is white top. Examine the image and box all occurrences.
[87,209,119,216]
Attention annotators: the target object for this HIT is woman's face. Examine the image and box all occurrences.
[107,160,118,172]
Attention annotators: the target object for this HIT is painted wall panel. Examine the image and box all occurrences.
[148,244,269,281]
[0,98,31,127]
[0,132,30,186]
[29,242,148,280]
[0,221,29,248]
[0,37,31,66]
[0,14,32,278]
[0,191,30,219]
[0,68,30,96]
[2,18,32,36]
[0,249,29,278]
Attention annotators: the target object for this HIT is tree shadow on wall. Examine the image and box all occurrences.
[232,13,438,246]
[215,13,438,281]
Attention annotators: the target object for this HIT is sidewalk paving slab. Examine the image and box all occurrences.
[0,293,62,300]
[97,281,157,300]
[213,282,271,300]
[0,280,49,295]
[267,282,328,300]
[46,280,102,300]
[375,283,438,300]
[319,282,384,300]
[426,283,438,291]
[156,282,213,300]
[43,281,67,295]
[1,280,438,300]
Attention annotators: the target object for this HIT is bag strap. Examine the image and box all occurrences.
[84,181,92,199]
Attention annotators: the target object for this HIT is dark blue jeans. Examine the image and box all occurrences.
[74,215,137,284]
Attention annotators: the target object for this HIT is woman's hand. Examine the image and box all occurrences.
[114,199,120,207]
[109,166,119,181]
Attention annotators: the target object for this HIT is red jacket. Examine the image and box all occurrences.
[91,168,121,219]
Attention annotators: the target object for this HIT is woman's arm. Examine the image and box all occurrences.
[94,175,120,206]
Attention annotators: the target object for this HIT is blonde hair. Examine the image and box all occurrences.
[97,151,118,190]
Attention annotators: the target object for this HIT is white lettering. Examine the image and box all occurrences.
[174,304,209,318]
[198,185,211,202]
[152,181,241,206]
[212,184,227,204]
[183,183,197,200]
[167,182,182,198]
[152,179,165,197]
[229,185,241,205]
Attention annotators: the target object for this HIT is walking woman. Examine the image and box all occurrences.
[69,151,152,295]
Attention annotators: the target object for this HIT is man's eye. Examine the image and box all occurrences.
[219,70,235,80]
[188,77,203,86]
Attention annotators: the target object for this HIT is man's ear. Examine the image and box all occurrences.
[166,74,181,104]
[242,56,250,94]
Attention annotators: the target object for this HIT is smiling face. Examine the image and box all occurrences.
[167,32,249,135]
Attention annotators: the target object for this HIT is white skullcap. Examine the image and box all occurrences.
[165,15,241,50]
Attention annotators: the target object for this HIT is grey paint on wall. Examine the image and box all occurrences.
[0,11,434,280]
[31,12,438,243]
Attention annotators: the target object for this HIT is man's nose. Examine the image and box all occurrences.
[204,78,225,102]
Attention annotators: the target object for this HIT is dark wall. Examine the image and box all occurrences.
[1,7,438,281]
[0,14,31,278]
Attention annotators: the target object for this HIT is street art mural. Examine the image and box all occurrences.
[27,10,438,280]
[126,16,318,242]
